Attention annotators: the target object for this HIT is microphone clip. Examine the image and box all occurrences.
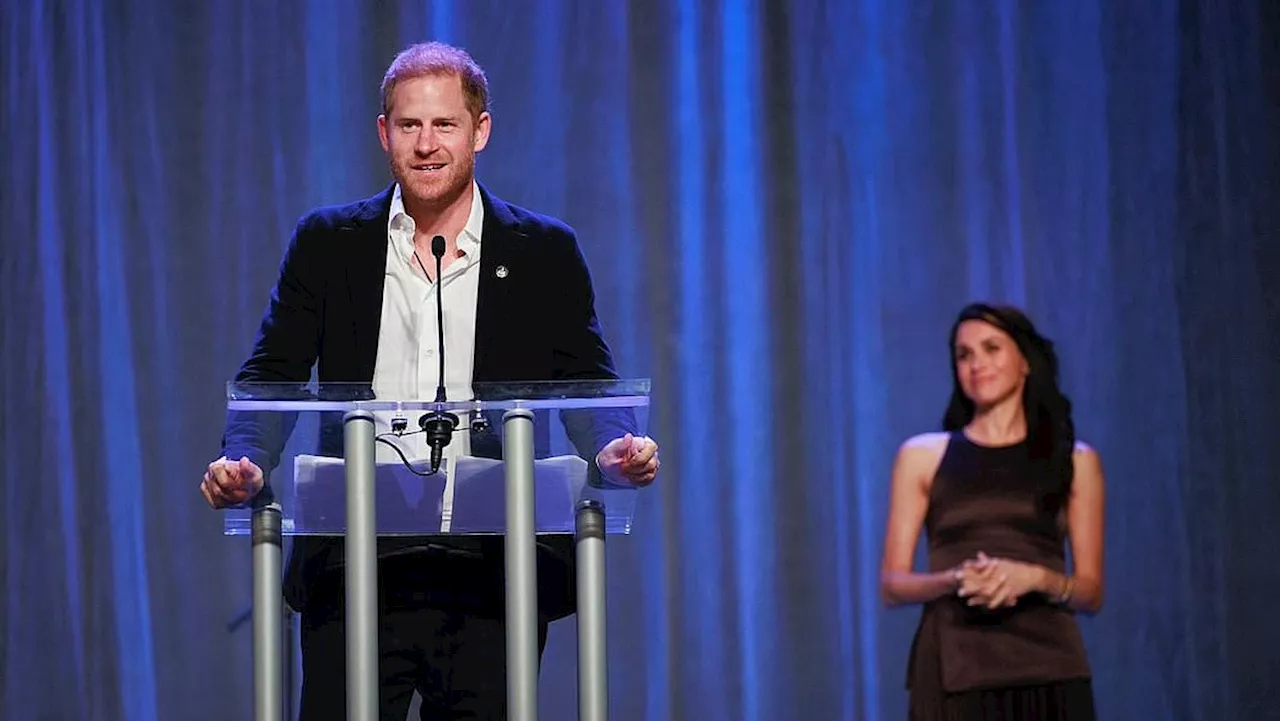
[419,407,459,475]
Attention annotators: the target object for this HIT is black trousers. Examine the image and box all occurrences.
[297,555,550,721]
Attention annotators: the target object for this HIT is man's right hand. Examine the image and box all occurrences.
[201,456,265,509]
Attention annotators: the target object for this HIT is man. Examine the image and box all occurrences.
[201,41,659,720]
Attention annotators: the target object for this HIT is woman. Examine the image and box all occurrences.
[880,303,1106,720]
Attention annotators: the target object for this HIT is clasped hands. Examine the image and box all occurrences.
[952,551,1046,610]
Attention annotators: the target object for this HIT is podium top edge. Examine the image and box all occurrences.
[226,395,650,411]
[225,379,652,411]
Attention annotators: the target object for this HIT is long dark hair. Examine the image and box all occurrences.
[942,302,1076,499]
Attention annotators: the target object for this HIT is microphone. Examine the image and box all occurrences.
[418,234,459,474]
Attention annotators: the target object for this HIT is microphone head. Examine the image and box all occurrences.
[431,235,446,258]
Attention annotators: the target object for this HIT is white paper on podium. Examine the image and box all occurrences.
[292,454,446,533]
[292,454,590,534]
[449,455,589,532]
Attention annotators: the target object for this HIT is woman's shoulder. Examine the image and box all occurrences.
[1072,439,1104,481]
[898,431,952,460]
[1073,439,1099,458]
[903,431,951,449]
[895,432,952,489]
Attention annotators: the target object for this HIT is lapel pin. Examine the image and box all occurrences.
[496,265,509,279]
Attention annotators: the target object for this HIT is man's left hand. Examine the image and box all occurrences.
[596,433,660,487]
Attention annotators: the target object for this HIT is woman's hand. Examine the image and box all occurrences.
[955,552,1048,609]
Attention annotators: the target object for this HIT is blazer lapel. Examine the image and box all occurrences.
[343,186,394,382]
[473,183,525,383]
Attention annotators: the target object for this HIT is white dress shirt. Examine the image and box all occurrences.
[370,181,484,521]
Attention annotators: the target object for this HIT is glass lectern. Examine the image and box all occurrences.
[222,379,650,721]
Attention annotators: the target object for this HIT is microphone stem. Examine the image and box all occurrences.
[434,248,446,403]
[416,237,455,477]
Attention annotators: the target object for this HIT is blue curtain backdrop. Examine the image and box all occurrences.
[3,1,1279,719]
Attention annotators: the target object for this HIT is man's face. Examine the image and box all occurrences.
[377,73,490,208]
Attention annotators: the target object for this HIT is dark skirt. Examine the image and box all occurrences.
[906,600,1096,721]
[909,679,1096,721]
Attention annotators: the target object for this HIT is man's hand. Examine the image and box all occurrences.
[595,433,660,487]
[200,456,265,509]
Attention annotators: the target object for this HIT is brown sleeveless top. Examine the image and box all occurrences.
[906,432,1091,693]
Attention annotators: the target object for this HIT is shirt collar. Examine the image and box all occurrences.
[387,180,485,265]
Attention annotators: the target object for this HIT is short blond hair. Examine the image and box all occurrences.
[380,42,489,119]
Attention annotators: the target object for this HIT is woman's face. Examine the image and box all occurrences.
[953,319,1029,410]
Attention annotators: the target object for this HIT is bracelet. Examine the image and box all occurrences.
[1056,575,1076,604]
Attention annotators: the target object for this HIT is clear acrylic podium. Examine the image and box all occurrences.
[222,379,650,721]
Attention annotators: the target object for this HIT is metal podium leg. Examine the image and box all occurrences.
[344,410,378,721]
[503,409,539,721]
[575,499,608,721]
[253,503,284,721]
